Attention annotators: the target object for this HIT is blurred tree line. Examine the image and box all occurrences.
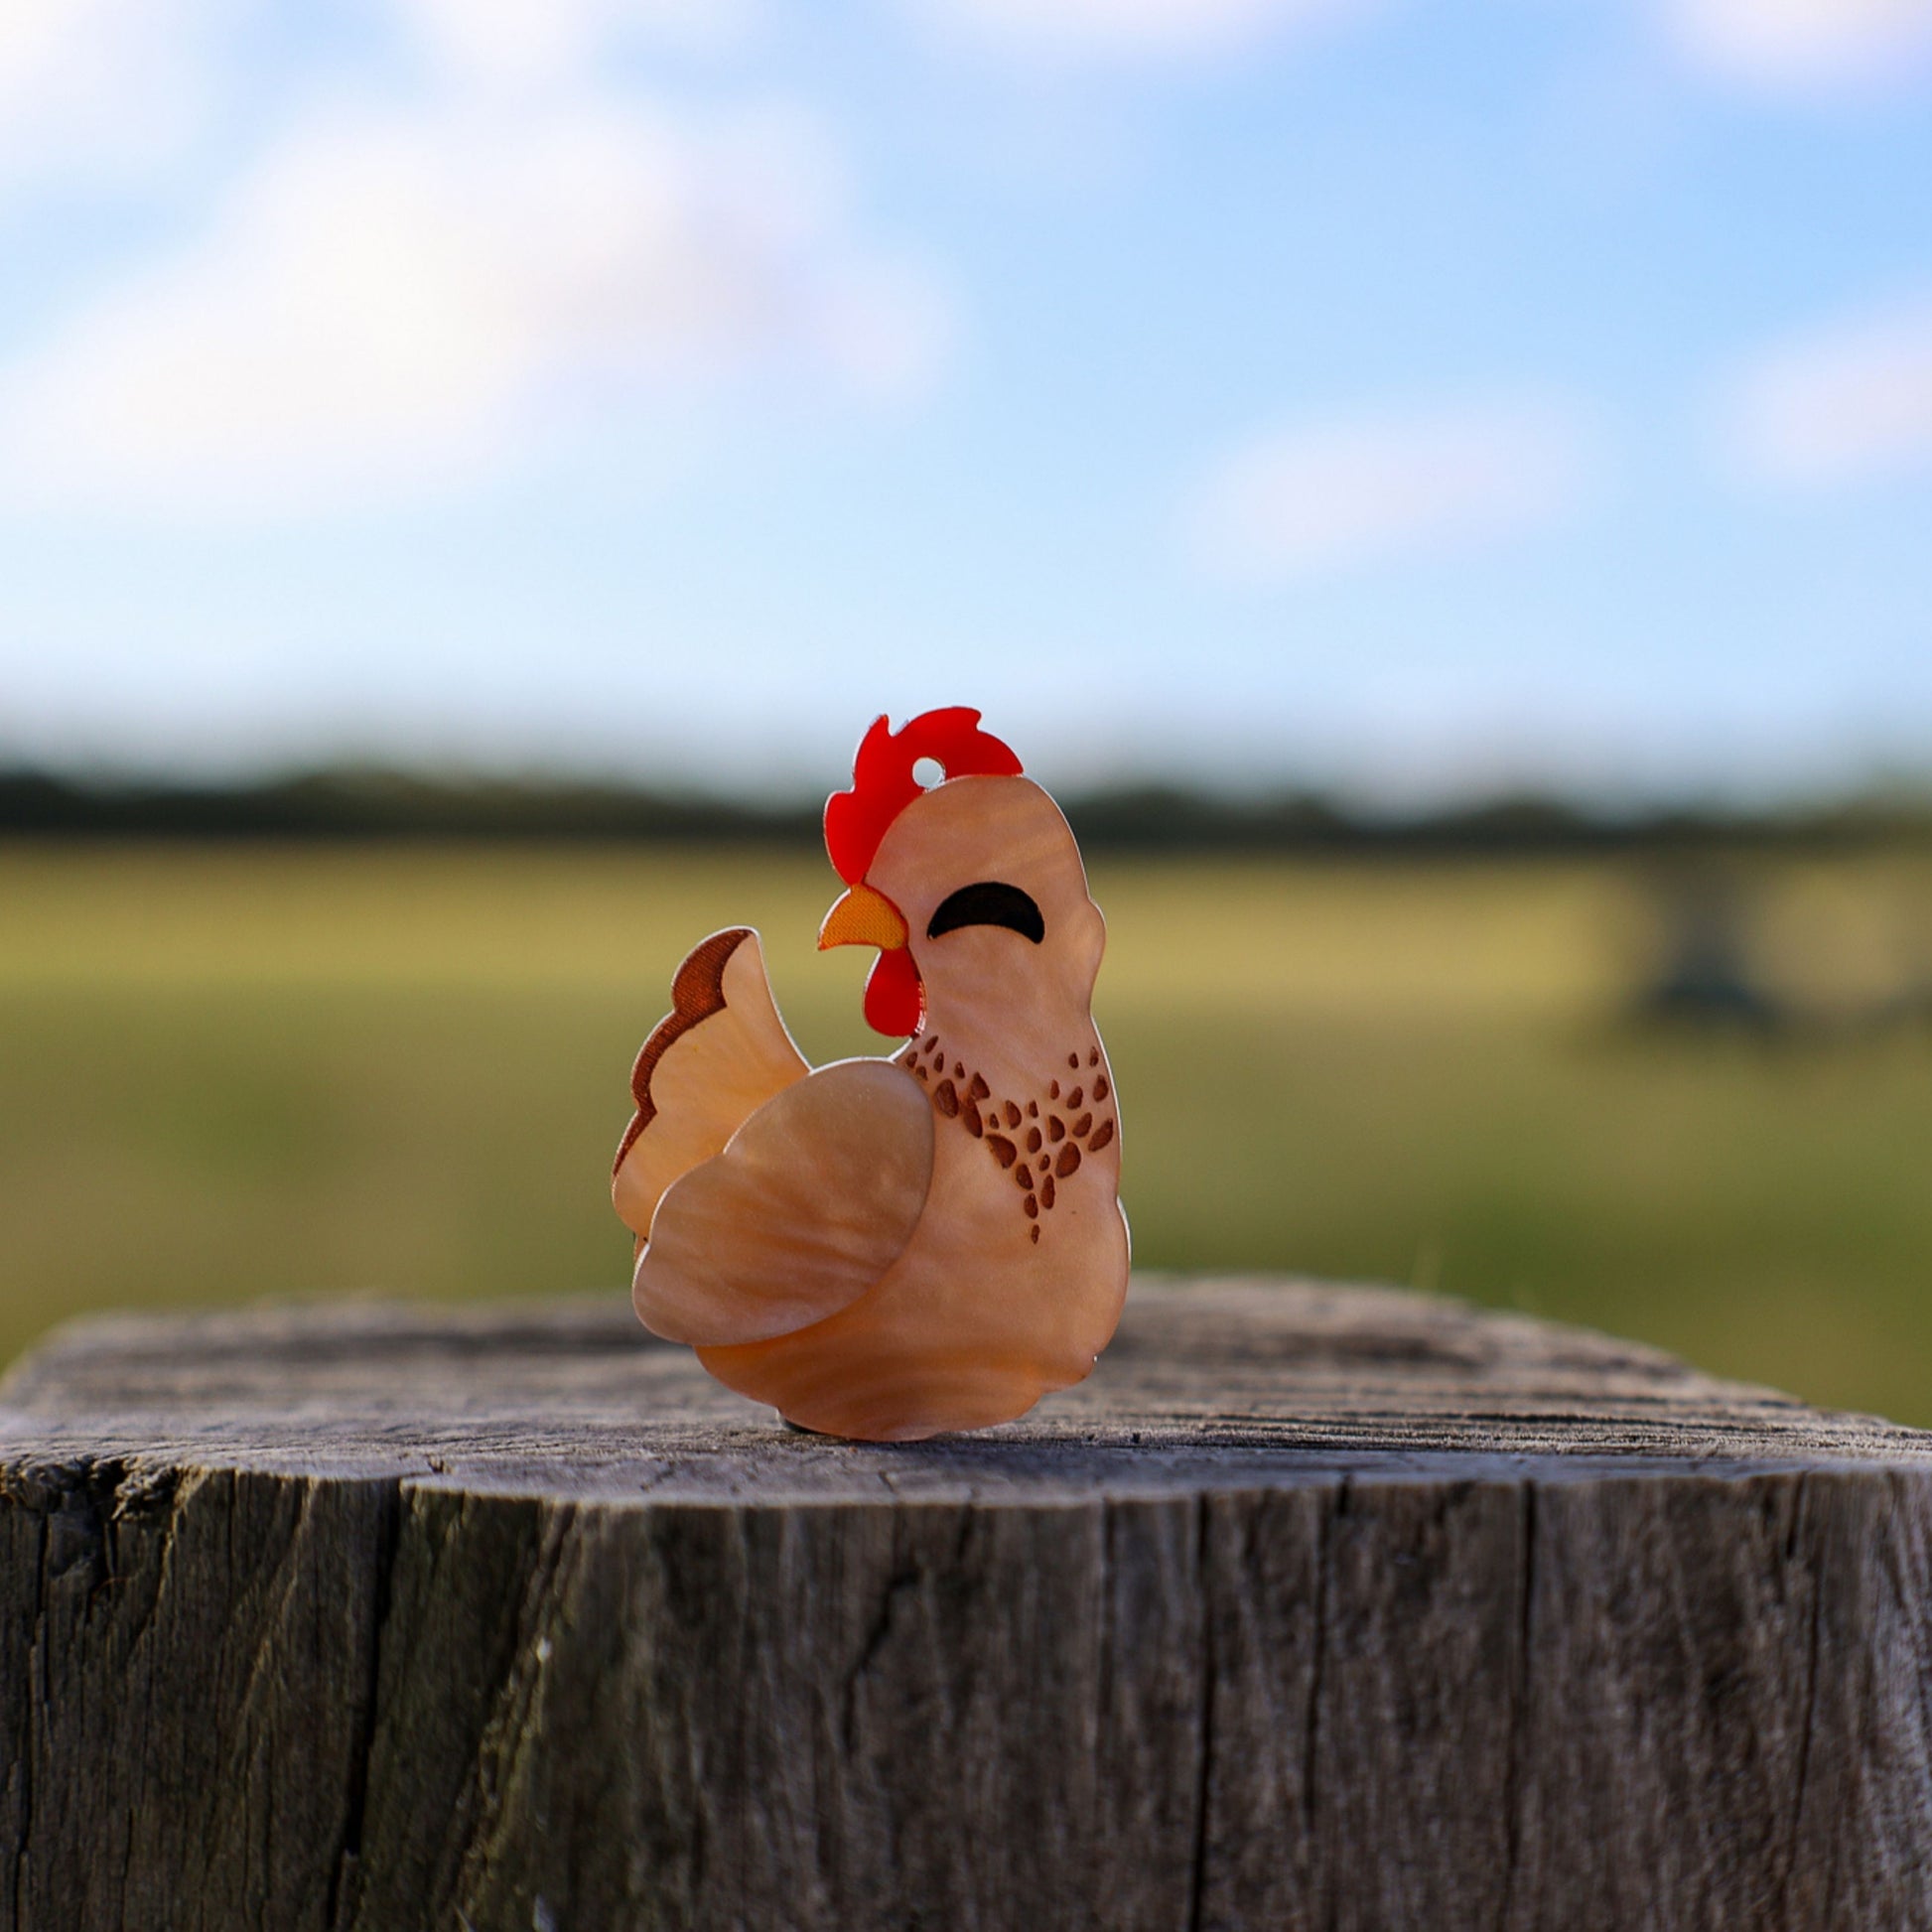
[4,765,1930,856]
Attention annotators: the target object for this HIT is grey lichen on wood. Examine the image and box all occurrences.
[4,1278,1930,1930]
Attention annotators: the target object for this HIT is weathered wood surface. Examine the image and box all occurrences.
[4,1277,1931,1930]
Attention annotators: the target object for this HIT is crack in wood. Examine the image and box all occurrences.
[1498,1478,1536,1932]
[327,1477,402,1932]
[1185,1494,1216,1932]
[1305,1477,1341,1932]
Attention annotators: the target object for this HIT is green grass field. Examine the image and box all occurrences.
[4,843,1929,1420]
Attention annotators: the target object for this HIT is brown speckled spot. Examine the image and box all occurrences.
[954,1061,965,1080]
[1040,1173,1056,1209]
[1047,1116,1065,1143]
[1093,1075,1109,1102]
[1016,1162,1034,1189]
[1088,1048,1099,1067]
[1027,1101,1039,1119]
[1067,1052,1079,1070]
[963,1103,983,1138]
[1004,1102,1022,1128]
[934,1079,959,1118]
[913,1064,928,1082]
[1072,1112,1093,1138]
[925,1035,941,1057]
[1055,1143,1081,1178]
[1088,1119,1115,1152]
[985,1135,1017,1169]
[1030,1225,1040,1245]
[968,1072,990,1103]
[1024,1193,1037,1218]
[1066,1085,1083,1110]
[1027,1127,1041,1153]
[1048,1079,1060,1100]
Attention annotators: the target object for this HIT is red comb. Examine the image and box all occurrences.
[824,708,1024,883]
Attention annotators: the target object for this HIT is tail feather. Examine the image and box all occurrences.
[613,928,809,1242]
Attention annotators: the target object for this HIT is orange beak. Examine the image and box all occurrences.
[818,882,909,953]
[818,882,923,1037]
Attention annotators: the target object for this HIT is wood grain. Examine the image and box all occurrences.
[4,1278,1930,1929]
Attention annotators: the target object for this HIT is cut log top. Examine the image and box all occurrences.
[9,1281,1932,1932]
[3,1277,1927,1498]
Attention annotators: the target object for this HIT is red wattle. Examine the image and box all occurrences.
[863,947,924,1037]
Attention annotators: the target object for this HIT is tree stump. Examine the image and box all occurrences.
[4,1278,1931,1930]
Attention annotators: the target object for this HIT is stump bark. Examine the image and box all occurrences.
[4,1278,1931,1930]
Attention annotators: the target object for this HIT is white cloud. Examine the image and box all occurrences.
[1664,0,1932,94]
[1720,293,1932,489]
[0,0,228,188]
[0,0,761,199]
[0,98,949,517]
[914,0,1377,64]
[1185,396,1598,583]
[390,0,759,91]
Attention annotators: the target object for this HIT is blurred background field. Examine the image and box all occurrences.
[4,2,1931,1423]
[6,831,1929,1421]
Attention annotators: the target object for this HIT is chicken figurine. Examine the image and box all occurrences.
[612,707,1128,1441]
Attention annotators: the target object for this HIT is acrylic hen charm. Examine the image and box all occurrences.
[612,708,1128,1442]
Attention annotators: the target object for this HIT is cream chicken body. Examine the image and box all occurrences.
[612,710,1128,1441]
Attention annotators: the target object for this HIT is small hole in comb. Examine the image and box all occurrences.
[911,757,945,788]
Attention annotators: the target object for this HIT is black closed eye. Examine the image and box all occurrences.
[926,881,1044,944]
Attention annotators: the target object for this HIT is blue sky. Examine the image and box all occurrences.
[2,0,1930,800]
